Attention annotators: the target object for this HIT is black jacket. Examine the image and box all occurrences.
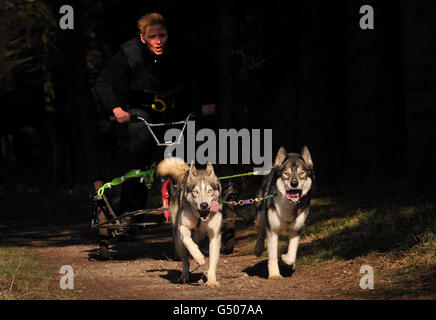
[96,35,216,119]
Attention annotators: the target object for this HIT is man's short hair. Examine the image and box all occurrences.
[137,13,168,35]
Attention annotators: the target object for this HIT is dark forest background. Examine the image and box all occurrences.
[1,0,436,195]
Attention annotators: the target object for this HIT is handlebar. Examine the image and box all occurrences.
[128,108,151,122]
[126,109,200,147]
[128,108,200,124]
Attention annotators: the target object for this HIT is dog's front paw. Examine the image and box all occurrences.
[194,254,206,266]
[206,280,220,288]
[281,254,296,269]
[268,273,283,280]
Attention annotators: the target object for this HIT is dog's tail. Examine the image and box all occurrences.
[157,157,189,185]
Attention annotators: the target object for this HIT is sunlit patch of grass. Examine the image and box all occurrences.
[369,232,436,299]
[310,197,333,207]
[303,208,373,243]
[0,245,79,300]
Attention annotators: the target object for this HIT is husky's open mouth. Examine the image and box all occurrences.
[286,189,302,203]
[199,210,210,222]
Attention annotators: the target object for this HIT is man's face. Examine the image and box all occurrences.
[140,24,168,55]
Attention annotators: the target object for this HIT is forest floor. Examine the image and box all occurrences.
[0,180,435,300]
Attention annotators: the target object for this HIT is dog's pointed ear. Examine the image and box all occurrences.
[274,146,288,167]
[191,164,198,177]
[188,161,198,180]
[301,145,313,168]
[205,161,215,176]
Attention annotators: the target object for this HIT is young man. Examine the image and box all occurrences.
[96,13,217,214]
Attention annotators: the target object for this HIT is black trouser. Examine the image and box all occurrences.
[119,121,159,214]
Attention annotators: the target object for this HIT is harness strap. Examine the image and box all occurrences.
[220,193,277,206]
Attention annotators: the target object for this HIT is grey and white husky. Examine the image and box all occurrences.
[254,146,314,279]
[157,157,223,288]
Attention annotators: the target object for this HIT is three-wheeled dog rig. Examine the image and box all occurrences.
[89,110,241,260]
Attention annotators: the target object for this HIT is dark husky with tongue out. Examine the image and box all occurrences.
[254,146,314,279]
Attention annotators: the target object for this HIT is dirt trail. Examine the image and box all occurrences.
[0,192,394,300]
[34,228,364,300]
[4,225,373,300]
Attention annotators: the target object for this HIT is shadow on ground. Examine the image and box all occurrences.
[84,226,175,261]
[0,191,177,262]
[155,268,206,285]
[243,259,295,279]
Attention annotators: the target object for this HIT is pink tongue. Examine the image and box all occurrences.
[286,193,299,200]
[210,201,222,213]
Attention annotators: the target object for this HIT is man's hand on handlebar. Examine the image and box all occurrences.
[113,107,131,123]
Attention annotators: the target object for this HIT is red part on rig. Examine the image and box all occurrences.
[161,178,171,223]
